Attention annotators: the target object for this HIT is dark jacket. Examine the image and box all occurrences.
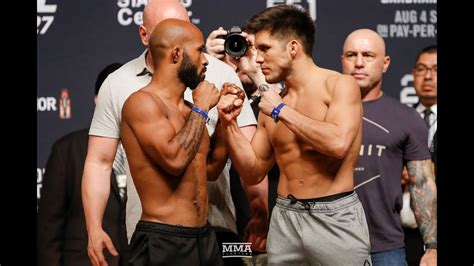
[37,129,128,266]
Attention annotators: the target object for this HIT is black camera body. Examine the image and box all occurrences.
[218,26,248,58]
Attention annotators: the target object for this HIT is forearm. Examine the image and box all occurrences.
[82,159,112,231]
[176,111,207,157]
[239,124,269,216]
[225,121,263,185]
[278,106,352,159]
[408,160,437,245]
[247,69,266,88]
[161,111,208,175]
[207,122,229,181]
[242,175,269,216]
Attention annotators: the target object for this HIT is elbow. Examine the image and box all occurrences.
[157,148,188,176]
[241,173,263,186]
[207,172,220,182]
[163,160,187,176]
[330,131,354,159]
[206,165,221,182]
[166,166,186,176]
[331,142,350,159]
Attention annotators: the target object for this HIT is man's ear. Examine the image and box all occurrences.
[287,40,299,58]
[139,25,149,46]
[172,47,181,64]
[382,55,391,73]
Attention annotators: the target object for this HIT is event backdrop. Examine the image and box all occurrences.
[37,0,437,204]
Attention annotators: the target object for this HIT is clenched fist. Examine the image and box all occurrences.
[217,83,245,125]
[192,81,220,111]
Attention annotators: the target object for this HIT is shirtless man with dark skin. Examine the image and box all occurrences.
[120,18,244,265]
[218,5,371,265]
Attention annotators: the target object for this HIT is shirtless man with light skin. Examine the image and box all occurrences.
[120,18,243,265]
[218,5,371,265]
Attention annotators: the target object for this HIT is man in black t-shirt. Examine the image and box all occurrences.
[341,29,437,266]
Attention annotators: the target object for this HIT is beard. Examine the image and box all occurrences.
[265,62,291,84]
[178,52,204,90]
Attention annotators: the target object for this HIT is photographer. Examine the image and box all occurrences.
[207,27,242,61]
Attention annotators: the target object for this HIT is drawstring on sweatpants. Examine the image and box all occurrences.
[287,194,311,210]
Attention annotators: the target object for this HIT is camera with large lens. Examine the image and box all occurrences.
[218,26,248,58]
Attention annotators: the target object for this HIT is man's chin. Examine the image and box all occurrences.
[265,76,279,84]
[421,94,437,100]
[356,81,368,90]
[199,72,206,81]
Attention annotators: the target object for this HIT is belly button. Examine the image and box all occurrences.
[299,180,304,185]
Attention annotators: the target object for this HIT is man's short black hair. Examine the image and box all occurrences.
[415,45,437,64]
[95,63,123,95]
[245,5,315,56]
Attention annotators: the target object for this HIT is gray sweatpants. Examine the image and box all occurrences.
[267,191,371,266]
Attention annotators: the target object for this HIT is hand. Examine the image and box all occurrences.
[243,199,269,252]
[206,27,227,60]
[420,249,437,266]
[192,81,220,111]
[258,86,284,117]
[220,82,245,101]
[217,83,245,125]
[87,228,118,266]
[223,33,267,86]
[237,34,263,80]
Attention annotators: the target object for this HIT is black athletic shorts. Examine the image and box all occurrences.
[129,220,223,266]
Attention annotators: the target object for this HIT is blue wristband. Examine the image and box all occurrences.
[191,106,209,124]
[271,102,285,122]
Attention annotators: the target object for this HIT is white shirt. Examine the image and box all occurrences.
[415,103,437,147]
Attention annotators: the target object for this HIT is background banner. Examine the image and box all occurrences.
[37,0,437,203]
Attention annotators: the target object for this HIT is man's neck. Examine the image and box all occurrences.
[362,87,383,102]
[420,99,437,108]
[283,57,317,93]
[148,73,187,106]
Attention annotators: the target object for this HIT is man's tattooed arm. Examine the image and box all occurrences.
[407,159,437,246]
[176,111,207,160]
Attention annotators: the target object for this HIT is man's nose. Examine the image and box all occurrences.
[424,69,434,79]
[355,54,365,67]
[256,51,264,64]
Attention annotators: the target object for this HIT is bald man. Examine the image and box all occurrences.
[120,18,243,265]
[82,1,258,265]
[341,29,437,266]
[218,6,371,265]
